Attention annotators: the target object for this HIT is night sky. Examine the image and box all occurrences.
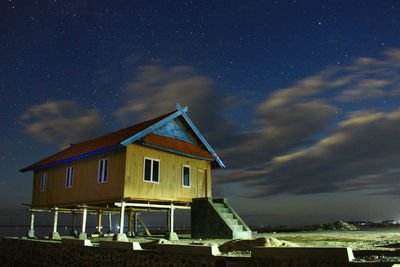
[1,1,400,227]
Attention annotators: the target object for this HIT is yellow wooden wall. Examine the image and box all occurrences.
[124,144,212,203]
[32,148,126,207]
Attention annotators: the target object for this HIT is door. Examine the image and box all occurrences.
[197,169,207,197]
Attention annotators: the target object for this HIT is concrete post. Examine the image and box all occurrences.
[165,204,178,241]
[113,201,128,241]
[27,212,35,238]
[169,204,174,232]
[49,207,60,239]
[78,206,88,239]
[119,201,125,234]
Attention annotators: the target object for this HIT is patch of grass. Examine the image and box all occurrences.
[275,235,363,242]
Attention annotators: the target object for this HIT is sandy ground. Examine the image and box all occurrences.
[11,225,400,263]
[109,226,400,262]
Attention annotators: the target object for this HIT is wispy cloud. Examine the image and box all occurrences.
[20,101,103,146]
[114,64,237,147]
[217,49,400,197]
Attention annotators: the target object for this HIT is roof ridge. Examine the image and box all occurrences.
[73,110,176,146]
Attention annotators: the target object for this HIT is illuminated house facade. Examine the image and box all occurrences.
[20,104,225,240]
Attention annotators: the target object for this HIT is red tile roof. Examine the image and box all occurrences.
[143,133,215,160]
[20,110,215,172]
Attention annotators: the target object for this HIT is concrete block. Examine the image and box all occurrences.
[62,238,92,247]
[251,247,354,263]
[157,244,221,256]
[113,233,128,242]
[99,240,142,250]
[164,231,179,241]
[49,232,60,240]
[26,229,35,239]
[78,233,87,240]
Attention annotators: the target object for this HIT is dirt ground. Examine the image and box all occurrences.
[26,224,400,263]
[118,225,400,263]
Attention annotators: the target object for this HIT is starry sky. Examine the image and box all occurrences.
[1,1,400,227]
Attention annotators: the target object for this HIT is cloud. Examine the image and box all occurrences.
[232,110,400,197]
[20,101,103,146]
[114,64,237,147]
[216,49,400,198]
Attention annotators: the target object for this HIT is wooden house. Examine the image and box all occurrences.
[21,104,225,240]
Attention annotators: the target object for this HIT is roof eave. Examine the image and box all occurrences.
[20,144,124,173]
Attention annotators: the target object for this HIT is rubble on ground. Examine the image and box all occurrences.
[318,221,358,231]
[218,237,298,253]
[140,238,171,249]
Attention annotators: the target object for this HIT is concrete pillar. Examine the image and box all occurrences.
[49,207,60,239]
[165,204,178,241]
[113,201,128,241]
[119,201,125,234]
[70,212,78,237]
[27,212,35,238]
[167,204,174,232]
[78,206,88,239]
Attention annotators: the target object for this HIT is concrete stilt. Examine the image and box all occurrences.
[49,207,60,240]
[113,201,128,241]
[27,212,35,238]
[78,206,87,239]
[70,212,78,237]
[165,204,178,241]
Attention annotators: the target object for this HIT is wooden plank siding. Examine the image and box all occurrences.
[124,144,212,203]
[32,148,126,207]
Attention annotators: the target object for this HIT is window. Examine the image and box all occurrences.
[65,166,74,188]
[98,158,108,183]
[40,172,47,191]
[143,158,160,182]
[182,165,190,187]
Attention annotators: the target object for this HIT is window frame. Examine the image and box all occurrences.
[182,165,190,188]
[97,158,108,183]
[65,166,74,188]
[143,157,160,183]
[40,172,47,191]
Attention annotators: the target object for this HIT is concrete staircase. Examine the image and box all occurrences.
[191,198,252,239]
[212,200,252,239]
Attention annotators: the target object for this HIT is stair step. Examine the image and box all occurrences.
[222,213,233,219]
[227,218,238,225]
[217,207,229,213]
[233,231,252,239]
[232,225,243,232]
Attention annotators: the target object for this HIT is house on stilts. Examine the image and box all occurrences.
[20,104,251,241]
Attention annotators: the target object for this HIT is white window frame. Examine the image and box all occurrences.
[98,158,108,183]
[65,166,74,188]
[40,172,47,191]
[182,165,190,187]
[143,157,160,183]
